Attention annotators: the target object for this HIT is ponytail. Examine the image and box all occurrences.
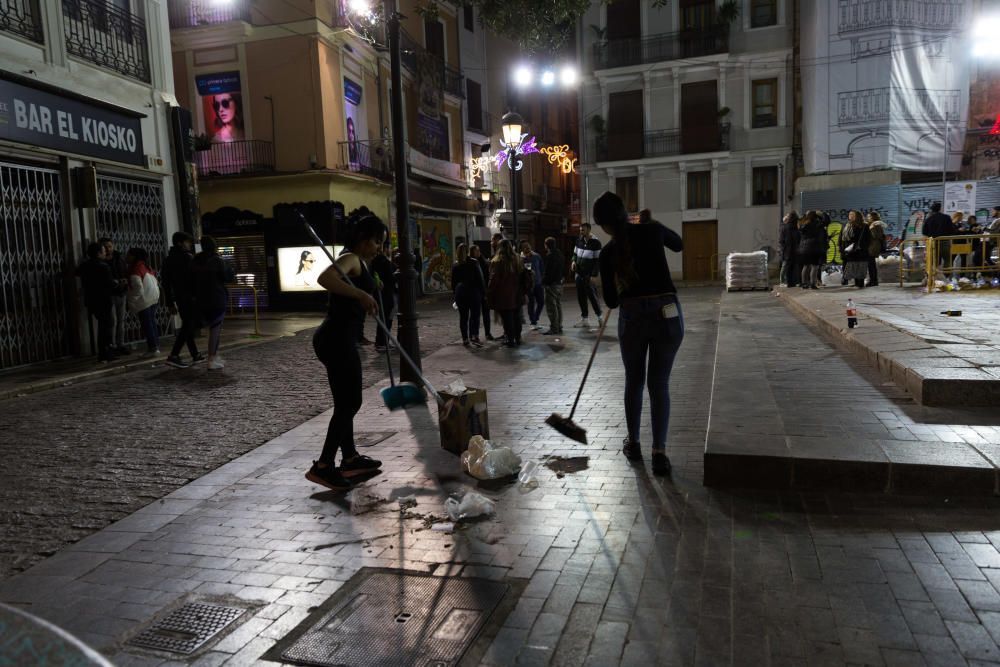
[593,192,639,294]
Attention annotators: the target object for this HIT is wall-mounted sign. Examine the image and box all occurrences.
[343,77,362,105]
[195,71,241,96]
[276,245,344,292]
[0,77,144,166]
[196,71,243,143]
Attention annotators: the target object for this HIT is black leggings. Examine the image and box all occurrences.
[314,327,362,465]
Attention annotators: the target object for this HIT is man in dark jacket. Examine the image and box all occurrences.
[542,236,565,335]
[571,223,603,327]
[99,237,130,354]
[778,212,801,286]
[922,202,957,267]
[77,242,118,363]
[161,231,203,368]
[371,241,397,352]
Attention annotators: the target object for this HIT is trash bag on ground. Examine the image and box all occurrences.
[461,435,521,480]
[822,270,843,286]
[445,491,495,521]
[877,255,900,283]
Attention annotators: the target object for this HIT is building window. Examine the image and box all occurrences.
[616,176,639,214]
[687,171,711,209]
[750,0,778,28]
[463,5,474,31]
[751,79,778,128]
[752,166,778,205]
[424,18,445,59]
[466,80,483,131]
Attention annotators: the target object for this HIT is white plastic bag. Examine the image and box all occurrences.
[444,492,495,521]
[444,378,468,394]
[461,435,522,480]
[822,270,843,286]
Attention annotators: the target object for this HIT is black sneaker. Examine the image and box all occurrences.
[652,451,671,476]
[339,454,382,478]
[470,337,483,347]
[191,353,207,365]
[485,334,496,341]
[165,355,190,369]
[622,439,643,461]
[305,462,352,491]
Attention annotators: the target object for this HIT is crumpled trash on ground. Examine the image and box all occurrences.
[822,270,843,286]
[397,494,417,509]
[461,435,522,480]
[444,492,495,521]
[444,378,468,394]
[349,488,387,515]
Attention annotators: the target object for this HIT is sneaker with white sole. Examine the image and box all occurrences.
[165,355,189,369]
[573,318,590,328]
[207,359,225,370]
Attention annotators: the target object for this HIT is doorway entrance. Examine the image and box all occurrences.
[682,220,718,281]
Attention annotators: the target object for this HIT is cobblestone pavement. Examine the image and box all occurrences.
[9,288,1000,666]
[0,298,457,580]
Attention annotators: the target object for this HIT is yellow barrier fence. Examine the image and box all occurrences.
[924,234,1000,292]
[226,284,262,336]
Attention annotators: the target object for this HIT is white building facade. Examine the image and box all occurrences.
[577,0,793,280]
[0,0,183,368]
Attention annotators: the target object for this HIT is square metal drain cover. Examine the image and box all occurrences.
[127,602,245,654]
[281,571,508,667]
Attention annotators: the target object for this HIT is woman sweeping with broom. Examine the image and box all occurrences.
[305,209,388,491]
[595,192,684,475]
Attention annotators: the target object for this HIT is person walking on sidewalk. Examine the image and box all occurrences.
[192,236,235,370]
[595,192,684,476]
[840,210,872,289]
[542,236,565,335]
[488,239,528,347]
[305,212,386,492]
[76,242,118,363]
[470,245,494,340]
[452,243,485,347]
[125,247,161,357]
[572,223,603,327]
[796,211,825,289]
[779,211,800,287]
[866,212,887,286]
[922,202,957,269]
[371,241,396,353]
[162,232,205,368]
[520,240,545,330]
[100,237,130,355]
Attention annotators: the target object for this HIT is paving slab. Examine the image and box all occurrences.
[777,286,1000,406]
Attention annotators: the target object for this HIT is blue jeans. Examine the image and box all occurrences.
[138,306,159,352]
[617,294,684,451]
[527,284,544,324]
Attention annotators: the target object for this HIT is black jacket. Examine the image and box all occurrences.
[840,223,872,262]
[543,248,565,286]
[572,236,602,277]
[76,258,116,312]
[451,258,485,294]
[796,221,826,258]
[779,221,801,260]
[922,212,957,238]
[371,254,396,299]
[192,252,235,316]
[161,246,196,307]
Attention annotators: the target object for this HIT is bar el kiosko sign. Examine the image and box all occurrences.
[0,76,144,166]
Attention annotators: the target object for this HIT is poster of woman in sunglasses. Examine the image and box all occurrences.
[206,92,244,143]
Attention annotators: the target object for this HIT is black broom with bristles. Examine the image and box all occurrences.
[546,309,612,444]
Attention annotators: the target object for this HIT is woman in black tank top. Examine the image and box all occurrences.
[305,211,388,492]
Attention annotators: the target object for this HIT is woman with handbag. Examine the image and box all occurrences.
[840,210,872,289]
[125,247,161,357]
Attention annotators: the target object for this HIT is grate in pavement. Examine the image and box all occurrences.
[127,603,245,654]
[356,431,396,448]
[281,571,508,667]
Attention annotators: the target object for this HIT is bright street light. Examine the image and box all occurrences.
[540,70,555,87]
[513,66,533,88]
[971,15,1000,58]
[347,0,371,16]
[560,66,577,87]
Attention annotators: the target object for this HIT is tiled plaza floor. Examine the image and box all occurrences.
[5,288,1000,665]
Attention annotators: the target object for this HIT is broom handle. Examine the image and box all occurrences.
[568,308,611,420]
[374,288,395,387]
[298,213,445,406]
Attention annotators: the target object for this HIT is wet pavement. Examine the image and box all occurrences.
[5,288,1000,665]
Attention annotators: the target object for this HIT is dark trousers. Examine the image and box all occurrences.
[314,325,362,465]
[138,306,159,352]
[480,299,492,337]
[375,293,395,347]
[456,292,481,341]
[90,305,113,360]
[781,257,799,286]
[170,302,200,358]
[527,284,544,324]
[575,274,601,318]
[499,309,522,344]
[867,257,879,285]
[618,294,684,450]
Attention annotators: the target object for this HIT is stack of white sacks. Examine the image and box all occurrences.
[726,251,769,290]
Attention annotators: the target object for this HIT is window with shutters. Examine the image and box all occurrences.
[616,176,639,214]
[750,0,778,28]
[463,5,473,31]
[751,79,778,128]
[687,171,711,209]
[752,166,778,205]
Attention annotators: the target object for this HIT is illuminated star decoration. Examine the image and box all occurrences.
[496,134,539,171]
[539,144,578,174]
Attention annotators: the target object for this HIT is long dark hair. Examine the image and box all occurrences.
[593,191,638,294]
[297,250,312,274]
[491,239,519,275]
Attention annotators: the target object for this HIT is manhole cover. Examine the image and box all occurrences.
[280,571,508,667]
[356,431,395,448]
[127,603,245,654]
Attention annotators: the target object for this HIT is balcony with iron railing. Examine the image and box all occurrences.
[589,124,731,163]
[62,0,150,82]
[1,0,43,43]
[399,28,464,98]
[168,0,251,28]
[837,0,964,34]
[195,140,275,177]
[593,27,728,70]
[340,139,392,180]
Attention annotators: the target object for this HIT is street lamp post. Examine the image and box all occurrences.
[501,112,524,243]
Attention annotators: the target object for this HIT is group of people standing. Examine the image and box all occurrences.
[76,233,234,369]
[779,209,888,289]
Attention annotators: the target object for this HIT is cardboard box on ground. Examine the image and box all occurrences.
[438,387,489,455]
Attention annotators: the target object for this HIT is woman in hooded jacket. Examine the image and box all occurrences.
[840,210,872,289]
[125,247,161,356]
[796,211,826,289]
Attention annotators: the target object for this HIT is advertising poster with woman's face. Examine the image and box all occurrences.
[276,246,344,292]
[343,76,365,170]
[196,71,244,143]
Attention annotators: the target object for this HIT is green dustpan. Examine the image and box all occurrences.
[380,382,426,410]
